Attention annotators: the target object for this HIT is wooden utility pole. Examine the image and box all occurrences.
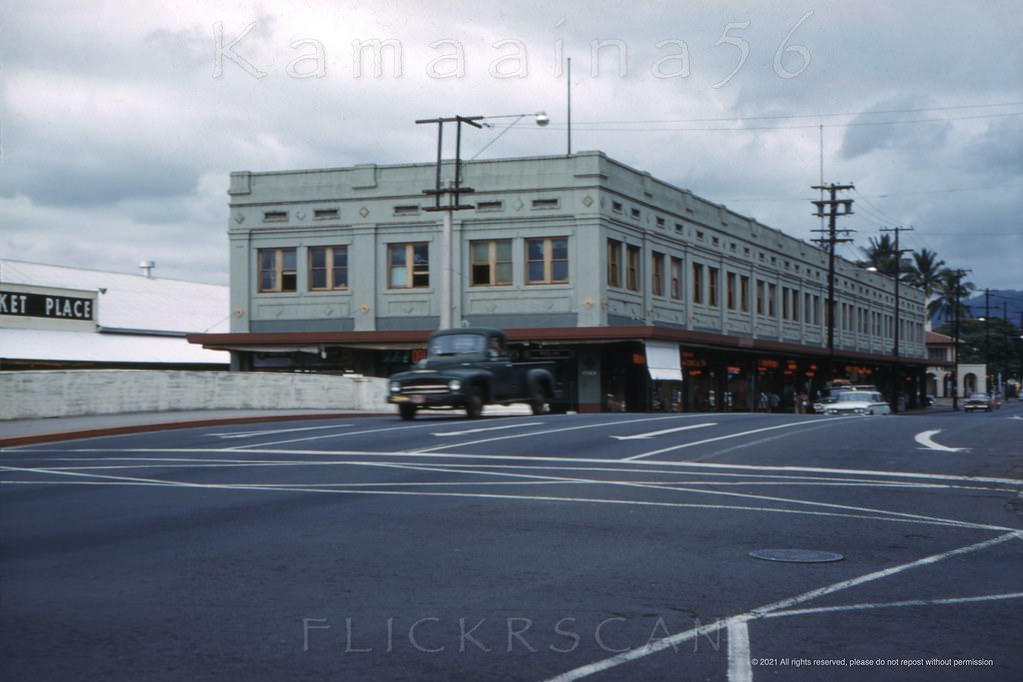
[880,225,913,413]
[812,183,855,382]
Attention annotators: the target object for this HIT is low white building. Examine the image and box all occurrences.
[0,259,229,369]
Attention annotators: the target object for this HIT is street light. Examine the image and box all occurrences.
[417,111,551,329]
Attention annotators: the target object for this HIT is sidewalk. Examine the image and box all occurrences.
[0,404,535,448]
[0,409,384,448]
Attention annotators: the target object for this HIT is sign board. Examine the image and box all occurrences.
[0,291,95,321]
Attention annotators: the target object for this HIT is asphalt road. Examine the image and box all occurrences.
[2,404,1022,681]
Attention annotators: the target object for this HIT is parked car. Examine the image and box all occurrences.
[963,393,994,413]
[821,391,891,416]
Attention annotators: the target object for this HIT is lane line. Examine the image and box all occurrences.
[432,422,543,437]
[727,621,753,682]
[48,447,1023,487]
[763,592,1023,619]
[209,424,353,439]
[623,418,848,460]
[914,429,967,452]
[610,423,716,440]
[544,532,1019,681]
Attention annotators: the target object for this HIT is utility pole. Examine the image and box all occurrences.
[983,288,991,393]
[812,183,855,384]
[951,268,971,411]
[416,115,484,329]
[880,225,913,413]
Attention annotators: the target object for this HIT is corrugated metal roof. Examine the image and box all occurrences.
[0,259,229,334]
[0,328,228,364]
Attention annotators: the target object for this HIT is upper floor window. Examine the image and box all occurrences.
[607,240,622,288]
[526,237,568,284]
[258,247,297,292]
[670,257,683,300]
[651,252,665,297]
[726,272,737,310]
[626,245,641,292]
[389,242,429,288]
[740,275,750,313]
[309,246,348,291]
[692,263,704,304]
[470,239,512,287]
[708,267,719,307]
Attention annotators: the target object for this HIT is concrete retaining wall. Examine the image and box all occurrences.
[0,370,390,420]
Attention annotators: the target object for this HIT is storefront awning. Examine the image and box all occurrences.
[645,341,682,382]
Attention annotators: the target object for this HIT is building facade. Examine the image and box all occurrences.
[189,151,929,412]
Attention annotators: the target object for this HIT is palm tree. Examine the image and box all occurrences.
[904,248,946,300]
[928,267,975,325]
[859,234,898,275]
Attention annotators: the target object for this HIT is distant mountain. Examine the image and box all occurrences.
[931,289,1023,328]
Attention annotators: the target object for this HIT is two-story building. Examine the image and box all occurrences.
[188,151,929,412]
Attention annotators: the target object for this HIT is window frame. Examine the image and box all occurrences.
[257,247,297,293]
[388,242,430,289]
[308,245,349,291]
[607,240,622,288]
[525,237,569,285]
[469,239,513,287]
[626,245,641,292]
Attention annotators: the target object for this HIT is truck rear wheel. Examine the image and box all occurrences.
[399,404,417,421]
[465,387,484,419]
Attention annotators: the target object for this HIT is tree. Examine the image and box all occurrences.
[904,248,946,299]
[929,268,975,325]
[859,234,898,275]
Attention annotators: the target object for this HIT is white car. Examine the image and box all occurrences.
[822,391,891,416]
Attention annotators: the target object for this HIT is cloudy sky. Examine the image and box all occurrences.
[2,0,1021,292]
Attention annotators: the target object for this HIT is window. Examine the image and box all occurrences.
[726,272,736,310]
[470,239,512,286]
[782,287,790,320]
[692,263,704,304]
[626,245,640,291]
[607,240,622,288]
[532,198,559,209]
[740,275,750,312]
[476,201,503,211]
[393,205,419,216]
[309,246,348,290]
[708,267,719,307]
[630,207,641,220]
[756,280,765,315]
[314,208,339,220]
[768,283,777,317]
[258,248,297,292]
[389,243,429,288]
[656,216,666,228]
[526,237,568,284]
[612,201,623,213]
[651,251,665,297]
[671,257,682,299]
[791,288,799,322]
[263,211,287,222]
[805,293,812,323]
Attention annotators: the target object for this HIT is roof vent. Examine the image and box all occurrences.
[139,260,156,278]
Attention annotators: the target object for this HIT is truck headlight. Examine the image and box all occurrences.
[389,381,401,393]
[448,379,462,392]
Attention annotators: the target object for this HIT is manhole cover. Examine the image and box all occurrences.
[749,549,845,563]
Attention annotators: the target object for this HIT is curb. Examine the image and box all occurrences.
[0,412,392,448]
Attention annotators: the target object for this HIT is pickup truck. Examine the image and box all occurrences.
[387,327,555,420]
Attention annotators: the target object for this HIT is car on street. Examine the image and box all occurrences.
[820,390,891,416]
[963,393,994,413]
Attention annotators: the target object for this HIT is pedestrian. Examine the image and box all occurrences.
[757,391,768,412]
[768,392,779,413]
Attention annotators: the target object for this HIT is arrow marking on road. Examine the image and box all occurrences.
[610,423,717,440]
[914,430,966,452]
[433,422,544,437]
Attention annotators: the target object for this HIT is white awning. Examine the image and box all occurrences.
[645,341,682,382]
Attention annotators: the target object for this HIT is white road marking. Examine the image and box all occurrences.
[610,423,716,440]
[914,429,966,452]
[544,532,1019,681]
[209,424,353,439]
[727,621,753,682]
[763,592,1023,619]
[622,417,849,460]
[432,422,543,437]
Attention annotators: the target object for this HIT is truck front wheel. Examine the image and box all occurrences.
[530,384,549,415]
[399,404,417,421]
[465,387,484,419]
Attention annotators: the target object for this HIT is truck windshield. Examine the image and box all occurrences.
[428,334,487,357]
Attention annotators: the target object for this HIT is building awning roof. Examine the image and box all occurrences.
[188,325,932,367]
[645,341,682,382]
[1,329,229,365]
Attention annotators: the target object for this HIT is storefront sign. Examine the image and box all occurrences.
[0,291,94,321]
